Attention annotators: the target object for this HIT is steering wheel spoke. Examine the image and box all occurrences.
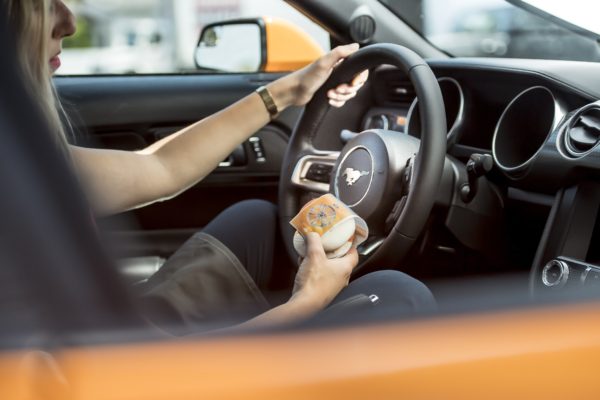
[291,151,339,193]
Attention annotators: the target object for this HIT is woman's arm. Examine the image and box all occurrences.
[237,233,358,329]
[71,44,367,216]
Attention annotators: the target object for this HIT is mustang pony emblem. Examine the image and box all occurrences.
[342,168,369,186]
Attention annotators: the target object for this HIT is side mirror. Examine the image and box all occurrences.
[195,17,325,73]
[195,20,264,73]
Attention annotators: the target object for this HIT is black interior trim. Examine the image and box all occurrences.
[55,73,290,129]
[429,58,600,101]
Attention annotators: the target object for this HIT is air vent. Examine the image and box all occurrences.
[565,107,600,156]
[349,5,377,44]
[349,15,376,44]
[378,72,416,105]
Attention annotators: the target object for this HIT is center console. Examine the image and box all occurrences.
[531,182,600,293]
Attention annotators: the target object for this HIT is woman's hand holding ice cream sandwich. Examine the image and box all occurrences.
[291,232,359,310]
[239,195,364,329]
[237,234,357,330]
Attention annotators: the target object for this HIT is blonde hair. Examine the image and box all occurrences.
[5,0,71,152]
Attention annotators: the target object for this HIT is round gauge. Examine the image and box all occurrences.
[405,77,465,143]
[366,114,390,130]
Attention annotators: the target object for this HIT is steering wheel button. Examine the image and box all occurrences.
[306,164,333,183]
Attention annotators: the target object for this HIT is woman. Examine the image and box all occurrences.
[7,0,436,333]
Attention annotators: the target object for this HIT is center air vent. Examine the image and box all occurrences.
[564,106,600,156]
[376,71,416,105]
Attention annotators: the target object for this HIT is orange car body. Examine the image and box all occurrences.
[263,17,325,72]
[2,301,599,399]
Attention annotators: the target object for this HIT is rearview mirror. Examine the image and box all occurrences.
[195,17,325,73]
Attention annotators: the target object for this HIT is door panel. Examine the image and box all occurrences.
[55,73,301,257]
[57,74,289,127]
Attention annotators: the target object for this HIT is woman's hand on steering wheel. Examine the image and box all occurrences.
[267,43,369,111]
[291,232,359,311]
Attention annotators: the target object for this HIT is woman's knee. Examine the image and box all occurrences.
[205,199,276,231]
[223,199,276,224]
[350,270,436,313]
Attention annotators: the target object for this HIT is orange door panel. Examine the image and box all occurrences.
[2,302,600,399]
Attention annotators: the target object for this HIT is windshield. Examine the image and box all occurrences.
[380,0,600,62]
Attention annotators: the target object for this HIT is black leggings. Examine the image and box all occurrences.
[203,200,436,322]
[202,199,278,290]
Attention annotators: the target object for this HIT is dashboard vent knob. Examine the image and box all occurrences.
[565,107,600,155]
[349,5,377,44]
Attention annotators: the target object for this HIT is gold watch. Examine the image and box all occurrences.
[256,86,279,119]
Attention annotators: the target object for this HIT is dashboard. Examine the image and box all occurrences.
[358,58,600,292]
[298,56,600,291]
[359,59,600,185]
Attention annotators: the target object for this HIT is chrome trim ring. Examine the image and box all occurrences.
[558,101,600,159]
[541,260,570,288]
[492,86,565,174]
[405,77,465,141]
[291,152,339,193]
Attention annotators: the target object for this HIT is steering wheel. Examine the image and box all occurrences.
[278,44,447,272]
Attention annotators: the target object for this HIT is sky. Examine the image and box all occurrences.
[523,0,600,35]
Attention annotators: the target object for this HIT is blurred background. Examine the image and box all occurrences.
[59,0,599,76]
[60,0,332,75]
